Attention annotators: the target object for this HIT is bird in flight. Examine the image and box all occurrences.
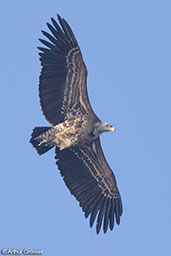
[30,14,122,234]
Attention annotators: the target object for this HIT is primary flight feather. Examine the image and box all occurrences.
[30,14,122,234]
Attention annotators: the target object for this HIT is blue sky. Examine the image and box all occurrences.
[1,0,171,255]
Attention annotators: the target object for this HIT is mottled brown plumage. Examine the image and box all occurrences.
[53,116,96,150]
[30,14,122,234]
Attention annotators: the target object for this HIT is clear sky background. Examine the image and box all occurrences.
[1,0,171,255]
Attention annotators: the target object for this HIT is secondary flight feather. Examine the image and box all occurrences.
[30,14,122,234]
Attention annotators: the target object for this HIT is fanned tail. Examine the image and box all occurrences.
[30,127,55,155]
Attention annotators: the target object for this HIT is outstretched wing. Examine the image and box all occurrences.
[55,138,122,234]
[38,14,94,126]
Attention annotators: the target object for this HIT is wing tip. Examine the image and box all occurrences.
[57,13,62,21]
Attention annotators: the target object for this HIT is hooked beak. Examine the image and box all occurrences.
[111,126,116,132]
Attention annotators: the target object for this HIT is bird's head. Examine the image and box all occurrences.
[103,123,116,132]
[94,122,116,136]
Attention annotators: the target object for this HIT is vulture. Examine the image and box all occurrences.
[30,14,122,234]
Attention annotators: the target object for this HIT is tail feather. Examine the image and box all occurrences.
[30,127,55,155]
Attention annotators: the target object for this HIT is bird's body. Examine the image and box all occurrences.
[30,14,122,234]
[33,115,115,151]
